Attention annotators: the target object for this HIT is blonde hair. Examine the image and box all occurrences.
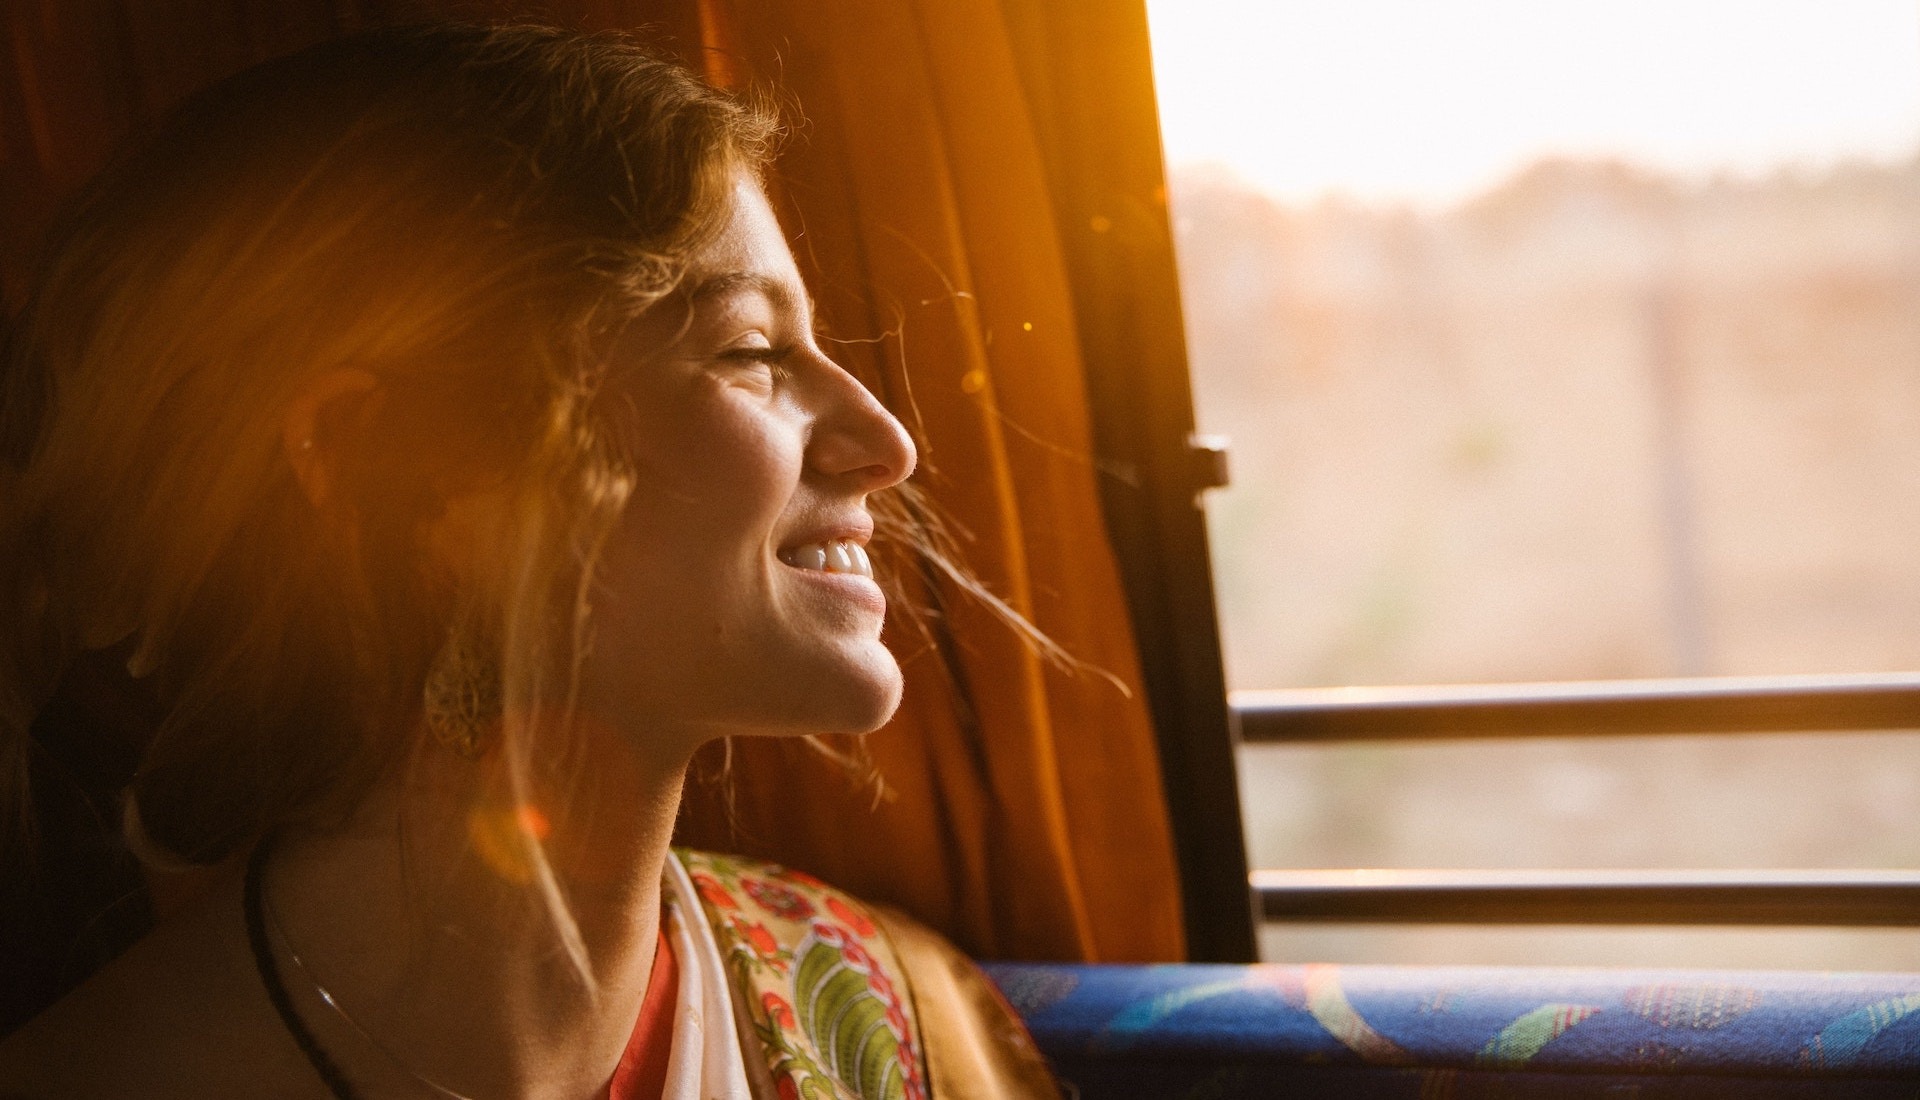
[0,21,777,950]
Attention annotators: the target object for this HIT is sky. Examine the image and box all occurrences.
[1145,1,1920,208]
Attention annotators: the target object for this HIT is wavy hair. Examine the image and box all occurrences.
[0,24,779,974]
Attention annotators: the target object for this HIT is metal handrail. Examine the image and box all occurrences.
[1253,868,1920,926]
[1235,676,1920,926]
[1234,672,1920,743]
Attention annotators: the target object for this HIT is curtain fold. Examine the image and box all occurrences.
[0,0,1188,964]
[672,0,1184,963]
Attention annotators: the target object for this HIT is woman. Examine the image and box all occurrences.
[0,23,1056,1099]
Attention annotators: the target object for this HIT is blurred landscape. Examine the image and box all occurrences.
[1170,155,1920,967]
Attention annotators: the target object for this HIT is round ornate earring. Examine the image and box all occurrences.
[422,619,501,760]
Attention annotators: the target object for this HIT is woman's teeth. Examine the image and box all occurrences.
[781,539,873,578]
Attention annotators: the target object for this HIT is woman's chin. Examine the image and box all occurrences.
[852,675,906,735]
[806,660,905,737]
[782,650,905,738]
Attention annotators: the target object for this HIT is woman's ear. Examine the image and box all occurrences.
[281,369,382,508]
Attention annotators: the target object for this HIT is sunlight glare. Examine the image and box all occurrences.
[1145,0,1920,207]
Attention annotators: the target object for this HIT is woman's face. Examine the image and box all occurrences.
[579,176,917,751]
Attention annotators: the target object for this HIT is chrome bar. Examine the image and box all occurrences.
[1234,673,1920,743]
[1253,868,1920,926]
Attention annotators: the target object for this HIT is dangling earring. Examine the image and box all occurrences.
[422,617,501,760]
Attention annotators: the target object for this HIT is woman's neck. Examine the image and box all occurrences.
[259,732,691,1100]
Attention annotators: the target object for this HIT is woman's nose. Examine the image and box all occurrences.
[806,356,917,492]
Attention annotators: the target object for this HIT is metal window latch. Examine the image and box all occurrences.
[1187,433,1231,496]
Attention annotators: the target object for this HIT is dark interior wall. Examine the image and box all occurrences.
[0,1,711,311]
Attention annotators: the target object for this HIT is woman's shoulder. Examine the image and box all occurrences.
[672,848,888,940]
[671,848,913,1011]
[0,875,314,1099]
[670,849,1059,1100]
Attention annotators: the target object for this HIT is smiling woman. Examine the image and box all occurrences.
[0,23,1053,1099]
[586,180,917,747]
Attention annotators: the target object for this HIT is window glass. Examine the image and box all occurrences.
[1241,732,1920,872]
[1147,1,1920,968]
[1148,0,1920,688]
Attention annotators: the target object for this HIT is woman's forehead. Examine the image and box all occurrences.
[687,178,803,285]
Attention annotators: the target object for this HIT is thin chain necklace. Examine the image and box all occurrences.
[244,840,476,1100]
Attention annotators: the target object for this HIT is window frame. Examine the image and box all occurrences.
[1015,2,1920,963]
[1004,2,1257,962]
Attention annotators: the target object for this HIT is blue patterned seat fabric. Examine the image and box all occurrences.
[984,963,1920,1098]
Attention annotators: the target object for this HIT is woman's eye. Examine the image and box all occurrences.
[717,342,795,381]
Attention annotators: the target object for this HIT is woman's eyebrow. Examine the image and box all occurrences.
[689,271,795,308]
[688,270,818,331]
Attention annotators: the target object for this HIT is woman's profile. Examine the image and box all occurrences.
[0,23,1055,1099]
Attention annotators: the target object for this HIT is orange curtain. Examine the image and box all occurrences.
[0,0,1187,964]
[671,0,1184,964]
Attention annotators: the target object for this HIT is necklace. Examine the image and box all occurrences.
[244,840,475,1100]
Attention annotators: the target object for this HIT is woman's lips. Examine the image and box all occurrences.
[778,538,872,579]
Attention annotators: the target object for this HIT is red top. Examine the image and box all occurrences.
[602,926,680,1100]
